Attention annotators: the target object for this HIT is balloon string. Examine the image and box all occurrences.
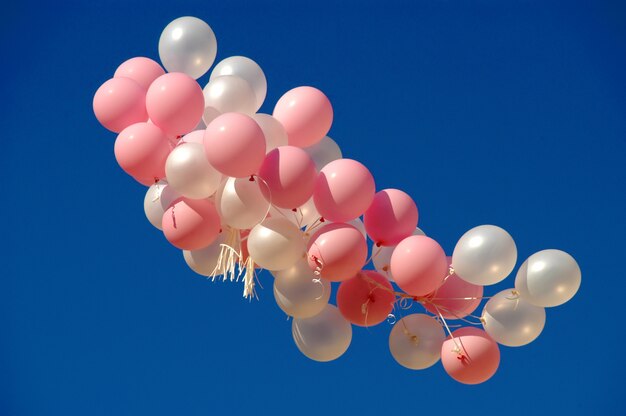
[365,245,383,267]
[152,182,164,202]
[250,174,274,224]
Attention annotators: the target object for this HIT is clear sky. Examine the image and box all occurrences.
[2,1,625,415]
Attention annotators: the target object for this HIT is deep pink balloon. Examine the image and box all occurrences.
[162,198,221,250]
[313,159,375,222]
[441,327,500,385]
[114,57,165,90]
[273,86,333,147]
[337,271,395,326]
[364,188,418,246]
[424,257,483,319]
[204,113,266,178]
[93,77,148,132]
[146,73,204,138]
[307,223,367,282]
[258,146,317,209]
[114,122,172,181]
[390,235,448,296]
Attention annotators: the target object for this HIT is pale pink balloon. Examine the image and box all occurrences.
[424,257,483,319]
[337,271,395,326]
[114,57,165,90]
[162,198,221,250]
[313,159,375,222]
[203,113,266,178]
[441,327,500,385]
[390,235,448,296]
[306,223,367,282]
[146,73,204,137]
[180,129,204,144]
[93,77,148,132]
[364,189,418,246]
[258,146,317,209]
[273,86,333,147]
[114,122,172,181]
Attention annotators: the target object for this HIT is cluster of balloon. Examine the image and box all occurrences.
[93,16,582,384]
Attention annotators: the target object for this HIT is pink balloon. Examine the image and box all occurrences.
[307,223,367,282]
[162,198,221,250]
[441,327,500,385]
[390,235,448,296]
[273,86,333,147]
[337,271,395,326]
[146,73,204,138]
[258,146,317,209]
[424,257,483,319]
[313,159,375,222]
[93,77,148,133]
[180,129,205,144]
[204,113,266,178]
[114,57,165,90]
[364,189,418,246]
[114,122,172,181]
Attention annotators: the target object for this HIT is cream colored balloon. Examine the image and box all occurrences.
[482,289,546,347]
[303,136,342,171]
[372,228,425,281]
[247,218,305,271]
[252,114,288,153]
[215,177,269,230]
[388,314,445,370]
[203,75,258,115]
[272,260,331,318]
[165,143,222,199]
[143,180,180,230]
[292,304,352,362]
[183,233,227,276]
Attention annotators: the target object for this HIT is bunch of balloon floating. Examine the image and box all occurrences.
[93,17,581,384]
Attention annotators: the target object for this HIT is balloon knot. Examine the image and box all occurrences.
[382,265,389,272]
[249,175,255,182]
[291,208,298,212]
[376,241,382,247]
[319,217,325,222]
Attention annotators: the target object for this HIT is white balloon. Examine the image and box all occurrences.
[345,218,366,239]
[452,225,517,285]
[272,260,331,318]
[211,56,267,109]
[373,228,425,281]
[292,304,352,362]
[143,180,180,230]
[183,233,227,276]
[215,177,269,230]
[252,114,288,153]
[270,197,320,229]
[515,249,581,307]
[158,16,217,79]
[165,143,222,199]
[202,106,221,127]
[203,75,258,115]
[247,218,305,271]
[482,289,546,347]
[388,314,445,370]
[303,136,342,170]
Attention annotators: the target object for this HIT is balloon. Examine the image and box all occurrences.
[372,228,425,281]
[313,159,375,222]
[146,73,205,138]
[164,143,221,199]
[424,257,483,320]
[202,106,221,127]
[180,129,204,144]
[203,113,266,178]
[389,314,445,370]
[93,77,148,132]
[252,114,288,153]
[337,271,395,326]
[258,146,317,209]
[344,218,367,239]
[364,189,419,246]
[273,86,333,147]
[482,289,546,347]
[292,304,352,362]
[303,136,342,171]
[215,176,269,230]
[390,235,448,296]
[202,75,258,115]
[114,122,171,181]
[306,223,367,282]
[515,249,581,307]
[452,225,517,286]
[210,56,267,109]
[441,327,500,385]
[183,232,227,276]
[144,180,181,230]
[162,198,221,250]
[114,57,165,90]
[158,16,217,79]
[272,260,331,318]
[270,197,320,229]
[247,218,305,271]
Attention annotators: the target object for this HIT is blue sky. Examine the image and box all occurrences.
[2,0,625,415]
